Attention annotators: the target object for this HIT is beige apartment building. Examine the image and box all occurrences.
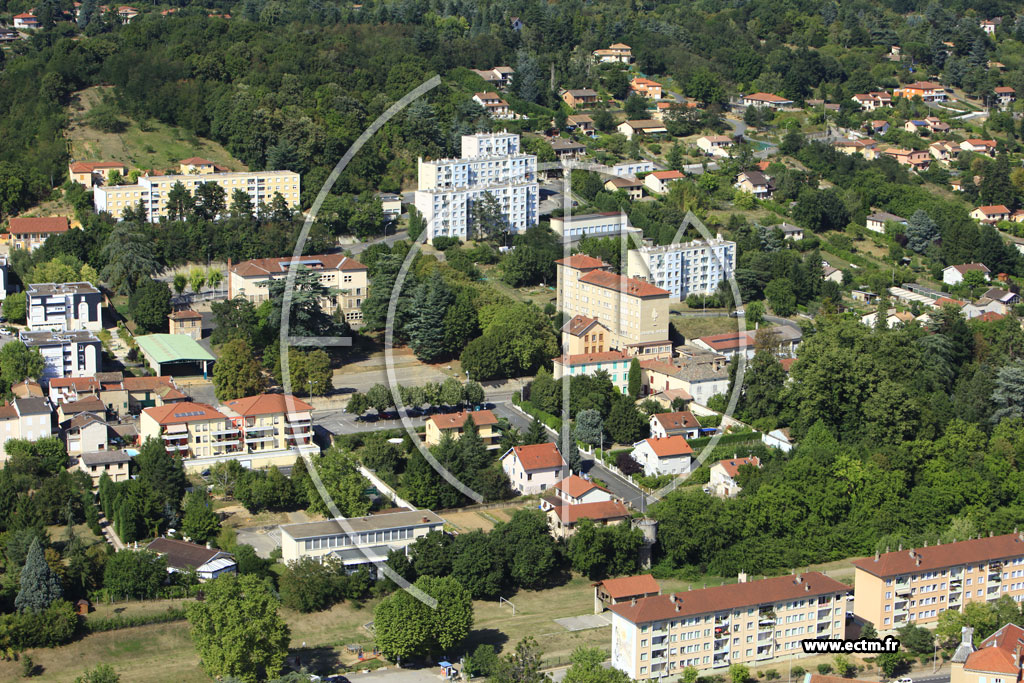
[93,168,300,222]
[610,572,850,680]
[424,410,499,449]
[279,509,445,567]
[228,253,368,326]
[140,395,319,472]
[852,533,1024,630]
[78,450,131,487]
[556,254,671,358]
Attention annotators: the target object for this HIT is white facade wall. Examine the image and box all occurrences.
[627,239,737,300]
[416,132,539,240]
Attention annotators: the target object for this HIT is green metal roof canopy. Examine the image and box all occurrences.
[136,334,215,365]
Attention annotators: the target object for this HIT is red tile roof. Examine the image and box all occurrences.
[562,314,605,337]
[934,296,967,308]
[555,474,609,498]
[851,533,1024,578]
[965,139,997,147]
[555,254,607,270]
[975,205,1011,215]
[69,161,126,173]
[642,435,693,458]
[595,574,661,599]
[222,393,313,416]
[949,263,991,274]
[179,157,214,165]
[978,312,1006,322]
[650,170,685,180]
[428,410,498,430]
[231,254,366,277]
[579,270,670,298]
[780,357,796,372]
[995,87,1016,94]
[714,456,761,478]
[8,217,70,235]
[550,499,630,524]
[650,411,699,432]
[555,350,632,366]
[967,624,1024,674]
[744,92,792,103]
[50,377,102,391]
[506,442,564,470]
[143,401,225,425]
[169,309,203,320]
[609,572,848,624]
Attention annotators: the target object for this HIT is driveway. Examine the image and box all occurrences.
[236,525,282,559]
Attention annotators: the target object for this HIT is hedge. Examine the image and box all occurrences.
[83,607,188,634]
[512,397,563,433]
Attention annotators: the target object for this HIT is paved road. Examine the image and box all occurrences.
[344,229,409,254]
[585,459,653,511]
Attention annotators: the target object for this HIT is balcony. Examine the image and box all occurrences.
[949,592,962,605]
[244,424,275,433]
[211,427,239,437]
[756,646,773,660]
[212,440,240,448]
[713,638,729,653]
[245,435,277,444]
[989,572,1003,583]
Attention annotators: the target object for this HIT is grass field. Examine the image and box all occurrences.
[670,314,740,340]
[66,86,246,172]
[442,505,523,533]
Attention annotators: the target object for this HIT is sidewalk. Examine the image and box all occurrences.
[359,465,416,510]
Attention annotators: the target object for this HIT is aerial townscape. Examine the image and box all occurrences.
[8,3,1024,683]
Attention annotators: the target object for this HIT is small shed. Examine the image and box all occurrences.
[76,599,91,615]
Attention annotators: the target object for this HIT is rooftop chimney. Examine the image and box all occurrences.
[874,551,880,561]
[631,597,637,607]
[422,516,429,523]
[924,541,928,547]
[804,583,810,591]
[738,571,748,583]
[794,574,803,585]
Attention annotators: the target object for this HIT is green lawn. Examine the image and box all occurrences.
[66,86,246,173]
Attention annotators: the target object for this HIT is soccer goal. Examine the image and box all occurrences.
[499,596,516,616]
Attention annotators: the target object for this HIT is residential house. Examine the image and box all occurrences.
[26,282,103,332]
[168,309,202,340]
[469,66,514,89]
[8,217,70,252]
[995,86,1016,109]
[833,139,879,159]
[652,101,674,121]
[860,309,914,329]
[10,380,43,399]
[65,412,113,456]
[549,475,614,507]
[762,428,795,452]
[741,93,793,108]
[869,120,890,135]
[630,78,662,99]
[556,254,672,357]
[630,435,693,477]
[20,330,101,380]
[13,13,40,29]
[691,326,801,360]
[547,500,631,540]
[0,398,54,465]
[550,138,586,161]
[616,120,667,140]
[980,287,1020,312]
[57,395,106,425]
[561,314,611,356]
[472,92,514,119]
[604,176,643,201]
[565,114,594,134]
[610,160,655,177]
[649,411,700,440]
[961,139,998,157]
[639,354,730,405]
[116,6,140,22]
[851,533,1024,628]
[894,81,948,101]
[943,263,991,285]
[509,16,522,30]
[562,89,599,108]
[851,93,890,111]
[68,161,129,188]
[930,141,960,162]
[971,205,1011,224]
[592,43,633,64]
[500,442,568,495]
[228,253,368,326]
[146,538,237,581]
[279,509,445,568]
[0,28,20,42]
[609,572,849,679]
[823,265,843,283]
[926,116,950,133]
[424,410,499,449]
[644,170,685,194]
[139,401,244,464]
[709,456,762,497]
[78,450,131,487]
[377,192,402,218]
[593,574,661,613]
[697,135,733,157]
[884,148,931,170]
[866,211,908,234]
[734,170,773,199]
[980,19,1000,34]
[905,119,931,134]
[776,223,804,240]
[951,623,1024,683]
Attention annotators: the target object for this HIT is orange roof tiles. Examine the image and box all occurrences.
[550,499,630,524]
[715,456,761,478]
[651,411,699,432]
[222,393,313,416]
[851,533,1024,578]
[595,574,661,599]
[429,410,498,430]
[143,402,225,425]
[555,474,609,498]
[643,435,693,458]
[232,254,366,277]
[507,442,564,470]
[8,217,70,235]
[609,572,848,624]
[555,254,607,270]
[579,270,670,298]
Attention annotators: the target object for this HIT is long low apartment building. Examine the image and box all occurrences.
[228,253,368,325]
[93,169,300,222]
[140,394,319,471]
[852,533,1024,630]
[610,572,850,679]
[627,236,737,300]
[549,212,641,240]
[280,509,445,569]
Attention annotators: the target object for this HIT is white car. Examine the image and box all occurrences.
[896,677,914,683]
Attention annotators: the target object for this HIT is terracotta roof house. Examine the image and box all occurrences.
[593,574,661,613]
[709,456,762,497]
[8,217,71,251]
[741,92,794,108]
[616,119,668,140]
[649,411,700,439]
[561,89,599,108]
[547,499,631,539]
[501,443,568,495]
[971,205,1011,224]
[943,263,991,285]
[425,410,499,449]
[631,435,694,477]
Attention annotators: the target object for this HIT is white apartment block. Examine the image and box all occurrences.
[414,132,538,240]
[549,212,642,240]
[93,170,301,222]
[19,330,102,381]
[610,573,849,679]
[27,282,103,331]
[627,237,736,300]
